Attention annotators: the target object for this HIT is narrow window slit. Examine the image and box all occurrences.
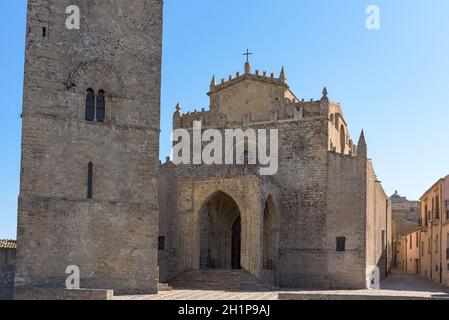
[87,162,93,199]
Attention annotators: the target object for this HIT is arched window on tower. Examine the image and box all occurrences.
[87,162,93,199]
[96,90,105,122]
[85,89,95,121]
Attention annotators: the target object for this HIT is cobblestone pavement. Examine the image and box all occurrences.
[380,270,449,294]
[113,270,449,300]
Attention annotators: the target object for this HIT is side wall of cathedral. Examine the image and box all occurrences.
[326,153,367,288]
[272,117,331,288]
[365,161,393,280]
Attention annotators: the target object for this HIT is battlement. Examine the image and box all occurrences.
[172,62,358,158]
[173,98,327,129]
[208,62,288,95]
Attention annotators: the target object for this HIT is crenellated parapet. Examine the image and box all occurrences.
[173,65,333,129]
[173,62,359,158]
[173,98,331,129]
[173,104,225,129]
[208,62,288,96]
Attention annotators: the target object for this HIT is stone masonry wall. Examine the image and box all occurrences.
[273,116,330,288]
[16,0,163,295]
[159,113,377,289]
[326,153,367,289]
[365,160,392,281]
[159,66,390,289]
[0,249,16,300]
[158,165,178,283]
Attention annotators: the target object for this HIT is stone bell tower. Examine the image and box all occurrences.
[15,0,163,296]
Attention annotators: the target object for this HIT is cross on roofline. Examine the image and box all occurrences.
[242,49,253,63]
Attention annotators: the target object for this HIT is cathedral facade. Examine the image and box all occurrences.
[13,0,391,298]
[158,61,392,290]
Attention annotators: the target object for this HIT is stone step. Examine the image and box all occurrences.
[168,269,275,292]
[157,283,173,291]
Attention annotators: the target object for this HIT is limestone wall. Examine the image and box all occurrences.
[365,161,392,281]
[326,153,367,289]
[327,103,354,156]
[420,181,443,282]
[273,118,330,288]
[404,231,421,275]
[396,237,407,271]
[158,165,179,283]
[16,0,163,295]
[160,113,390,290]
[210,78,290,123]
[160,63,391,290]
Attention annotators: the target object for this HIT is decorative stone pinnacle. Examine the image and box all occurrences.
[358,130,367,146]
[244,61,252,75]
[210,76,216,89]
[321,87,329,101]
[279,67,286,82]
[175,102,181,113]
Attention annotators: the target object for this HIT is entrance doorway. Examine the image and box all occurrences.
[199,191,241,269]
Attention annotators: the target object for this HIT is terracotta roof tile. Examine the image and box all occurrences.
[0,240,16,249]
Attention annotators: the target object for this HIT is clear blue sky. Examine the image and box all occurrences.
[1,0,449,239]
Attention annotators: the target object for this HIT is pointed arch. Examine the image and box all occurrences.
[199,190,242,269]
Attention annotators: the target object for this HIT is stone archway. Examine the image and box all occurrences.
[199,191,242,270]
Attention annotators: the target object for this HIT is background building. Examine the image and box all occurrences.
[391,191,420,269]
[419,176,449,284]
[396,175,449,288]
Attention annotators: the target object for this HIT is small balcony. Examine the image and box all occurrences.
[418,218,429,229]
